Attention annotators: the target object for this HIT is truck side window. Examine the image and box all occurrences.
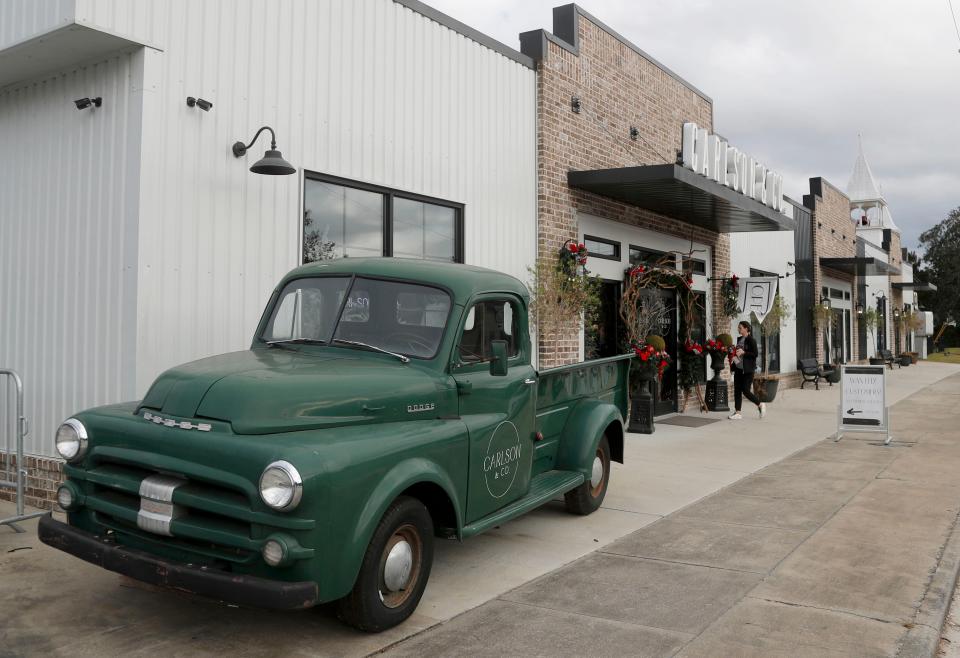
[459,300,519,363]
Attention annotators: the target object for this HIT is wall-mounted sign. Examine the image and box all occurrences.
[835,364,890,444]
[738,277,779,322]
[681,122,784,213]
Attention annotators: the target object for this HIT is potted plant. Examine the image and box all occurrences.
[705,334,734,379]
[704,334,733,411]
[744,295,793,403]
[753,373,780,402]
[628,334,671,433]
[862,307,884,365]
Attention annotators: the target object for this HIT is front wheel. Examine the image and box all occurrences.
[564,435,611,515]
[337,496,434,632]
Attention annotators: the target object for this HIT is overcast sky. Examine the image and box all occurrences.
[427,0,960,252]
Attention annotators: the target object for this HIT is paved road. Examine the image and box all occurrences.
[384,371,960,657]
[1,362,957,656]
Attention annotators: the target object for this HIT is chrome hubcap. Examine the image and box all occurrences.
[591,456,604,488]
[383,540,413,592]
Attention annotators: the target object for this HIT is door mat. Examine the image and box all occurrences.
[657,416,721,427]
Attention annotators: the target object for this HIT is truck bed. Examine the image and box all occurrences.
[534,353,632,448]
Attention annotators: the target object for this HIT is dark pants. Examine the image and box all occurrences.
[734,369,760,411]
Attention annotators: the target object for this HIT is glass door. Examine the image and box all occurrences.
[645,288,678,416]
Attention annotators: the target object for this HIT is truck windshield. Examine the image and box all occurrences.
[261,276,451,359]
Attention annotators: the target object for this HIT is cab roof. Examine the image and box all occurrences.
[281,258,529,304]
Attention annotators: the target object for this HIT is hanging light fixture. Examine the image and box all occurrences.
[232,126,296,175]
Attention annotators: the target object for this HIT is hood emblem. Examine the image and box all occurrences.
[407,403,436,414]
[144,412,212,432]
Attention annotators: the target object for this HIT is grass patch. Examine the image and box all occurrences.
[927,351,960,364]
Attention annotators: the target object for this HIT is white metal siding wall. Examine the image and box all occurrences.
[134,0,536,394]
[0,0,76,51]
[0,51,142,457]
[728,231,798,374]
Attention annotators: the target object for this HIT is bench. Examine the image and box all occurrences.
[799,358,835,390]
[879,349,900,369]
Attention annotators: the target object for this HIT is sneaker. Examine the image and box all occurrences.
[728,412,742,420]
[759,403,767,419]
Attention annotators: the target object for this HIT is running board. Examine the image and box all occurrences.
[461,470,585,539]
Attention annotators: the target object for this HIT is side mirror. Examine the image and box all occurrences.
[490,340,509,376]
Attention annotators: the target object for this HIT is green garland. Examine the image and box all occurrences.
[720,275,740,319]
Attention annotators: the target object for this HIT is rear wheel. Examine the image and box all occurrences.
[564,435,611,515]
[338,496,434,632]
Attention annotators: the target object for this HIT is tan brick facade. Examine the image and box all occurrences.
[804,178,859,363]
[522,8,730,367]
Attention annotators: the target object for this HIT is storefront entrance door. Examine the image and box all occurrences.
[585,280,623,360]
[643,288,678,416]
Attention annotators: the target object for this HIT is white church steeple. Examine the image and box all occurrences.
[847,136,899,232]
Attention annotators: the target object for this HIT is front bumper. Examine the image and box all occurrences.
[38,514,318,610]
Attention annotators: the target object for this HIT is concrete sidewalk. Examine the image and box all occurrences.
[1,363,957,657]
[383,370,960,657]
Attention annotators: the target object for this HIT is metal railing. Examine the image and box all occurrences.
[1,369,46,532]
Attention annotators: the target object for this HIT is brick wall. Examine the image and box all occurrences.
[0,453,61,510]
[804,178,858,363]
[523,8,730,367]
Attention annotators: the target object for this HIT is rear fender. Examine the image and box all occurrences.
[555,399,624,479]
[325,458,461,600]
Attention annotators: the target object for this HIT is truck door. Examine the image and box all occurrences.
[452,296,536,523]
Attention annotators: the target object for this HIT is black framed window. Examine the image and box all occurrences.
[583,235,621,261]
[629,245,674,269]
[303,172,464,264]
[682,256,707,275]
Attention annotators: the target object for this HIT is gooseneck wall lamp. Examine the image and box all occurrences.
[232,126,296,175]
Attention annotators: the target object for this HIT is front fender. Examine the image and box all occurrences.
[555,399,623,479]
[325,457,462,600]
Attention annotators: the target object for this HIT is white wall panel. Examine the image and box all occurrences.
[0,0,75,51]
[0,52,141,457]
[134,0,536,393]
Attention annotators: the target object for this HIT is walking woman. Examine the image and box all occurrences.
[729,320,766,420]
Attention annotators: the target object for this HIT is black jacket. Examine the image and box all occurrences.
[736,335,759,374]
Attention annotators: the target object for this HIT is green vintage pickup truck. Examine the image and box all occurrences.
[40,258,631,631]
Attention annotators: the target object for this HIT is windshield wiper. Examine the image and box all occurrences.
[265,338,327,348]
[332,339,409,363]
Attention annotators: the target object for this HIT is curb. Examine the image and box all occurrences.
[897,509,960,658]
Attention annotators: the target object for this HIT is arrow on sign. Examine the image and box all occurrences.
[846,408,862,415]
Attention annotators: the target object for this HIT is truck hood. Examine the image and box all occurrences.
[139,349,448,434]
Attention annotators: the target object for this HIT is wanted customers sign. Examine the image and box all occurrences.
[836,365,890,444]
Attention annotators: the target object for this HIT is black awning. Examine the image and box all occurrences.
[892,281,938,292]
[819,257,900,276]
[567,164,793,233]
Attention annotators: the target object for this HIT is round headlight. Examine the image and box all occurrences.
[262,538,286,566]
[55,419,88,462]
[57,485,75,510]
[258,461,302,511]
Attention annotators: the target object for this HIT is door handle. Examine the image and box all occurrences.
[524,378,536,385]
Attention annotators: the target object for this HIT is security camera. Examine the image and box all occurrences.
[186,97,213,111]
[74,97,102,110]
